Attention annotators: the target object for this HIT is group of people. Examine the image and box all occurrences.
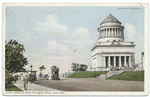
[13,74,29,90]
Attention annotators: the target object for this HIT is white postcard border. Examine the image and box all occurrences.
[2,2,149,96]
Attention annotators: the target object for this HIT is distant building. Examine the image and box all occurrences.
[91,14,135,71]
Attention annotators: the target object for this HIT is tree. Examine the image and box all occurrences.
[71,63,88,72]
[39,65,46,72]
[39,65,46,77]
[5,39,28,73]
[78,64,88,71]
[71,63,79,72]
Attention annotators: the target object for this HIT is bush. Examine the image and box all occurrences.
[5,70,12,88]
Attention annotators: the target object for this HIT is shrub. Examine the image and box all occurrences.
[5,70,12,88]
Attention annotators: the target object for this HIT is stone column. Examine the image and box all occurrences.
[103,56,106,67]
[122,30,124,38]
[107,29,109,37]
[129,56,131,67]
[120,29,121,37]
[114,28,116,36]
[124,56,126,67]
[118,28,119,36]
[119,56,121,67]
[117,28,118,36]
[104,29,106,37]
[108,56,110,67]
[114,56,116,67]
[120,29,122,37]
[99,30,101,38]
[111,28,113,37]
[108,28,109,37]
[106,29,107,37]
[119,28,120,36]
[109,28,111,37]
[112,28,114,36]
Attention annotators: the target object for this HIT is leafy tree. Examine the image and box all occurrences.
[78,64,88,71]
[71,63,88,72]
[5,39,28,73]
[39,65,46,72]
[71,63,79,72]
[39,65,46,77]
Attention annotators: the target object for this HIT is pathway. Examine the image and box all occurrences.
[13,80,59,91]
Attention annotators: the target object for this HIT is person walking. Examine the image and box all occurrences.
[23,75,29,90]
[14,76,17,83]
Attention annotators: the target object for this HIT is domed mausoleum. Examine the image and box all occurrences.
[91,14,135,71]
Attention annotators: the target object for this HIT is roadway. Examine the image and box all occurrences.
[34,77,144,91]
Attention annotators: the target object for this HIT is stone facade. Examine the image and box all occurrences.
[91,14,135,71]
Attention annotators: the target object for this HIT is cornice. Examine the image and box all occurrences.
[91,44,135,51]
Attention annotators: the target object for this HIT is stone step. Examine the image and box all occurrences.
[107,71,124,78]
[97,74,106,79]
[98,70,124,79]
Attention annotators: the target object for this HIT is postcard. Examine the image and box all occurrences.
[2,2,149,96]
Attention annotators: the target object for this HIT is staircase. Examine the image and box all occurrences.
[98,70,124,79]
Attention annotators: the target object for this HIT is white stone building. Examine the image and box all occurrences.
[91,14,135,71]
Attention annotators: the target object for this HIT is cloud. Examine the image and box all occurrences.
[10,27,37,44]
[21,19,93,74]
[124,23,144,64]
[25,40,73,74]
[73,27,90,39]
[34,14,68,37]
[125,23,143,43]
[124,23,136,41]
[43,40,69,54]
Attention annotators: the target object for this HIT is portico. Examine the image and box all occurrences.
[103,55,132,68]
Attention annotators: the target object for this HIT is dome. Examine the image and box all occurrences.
[97,14,124,42]
[100,14,121,25]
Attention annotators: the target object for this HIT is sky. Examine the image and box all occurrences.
[6,6,144,74]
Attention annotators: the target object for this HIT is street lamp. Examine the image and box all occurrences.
[30,65,33,74]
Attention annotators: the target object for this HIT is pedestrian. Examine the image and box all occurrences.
[14,76,17,83]
[23,75,29,90]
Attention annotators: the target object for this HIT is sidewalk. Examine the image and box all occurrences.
[13,80,59,91]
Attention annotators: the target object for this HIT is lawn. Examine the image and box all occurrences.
[5,83,22,91]
[107,71,144,81]
[68,71,108,78]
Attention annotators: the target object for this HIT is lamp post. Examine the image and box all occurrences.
[30,65,33,74]
[30,65,33,83]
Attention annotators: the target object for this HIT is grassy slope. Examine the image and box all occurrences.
[6,84,22,91]
[107,71,144,81]
[68,71,108,78]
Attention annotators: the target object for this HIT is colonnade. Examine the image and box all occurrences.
[103,56,131,68]
[99,28,124,38]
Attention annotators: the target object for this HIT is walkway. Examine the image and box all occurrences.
[13,80,59,91]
